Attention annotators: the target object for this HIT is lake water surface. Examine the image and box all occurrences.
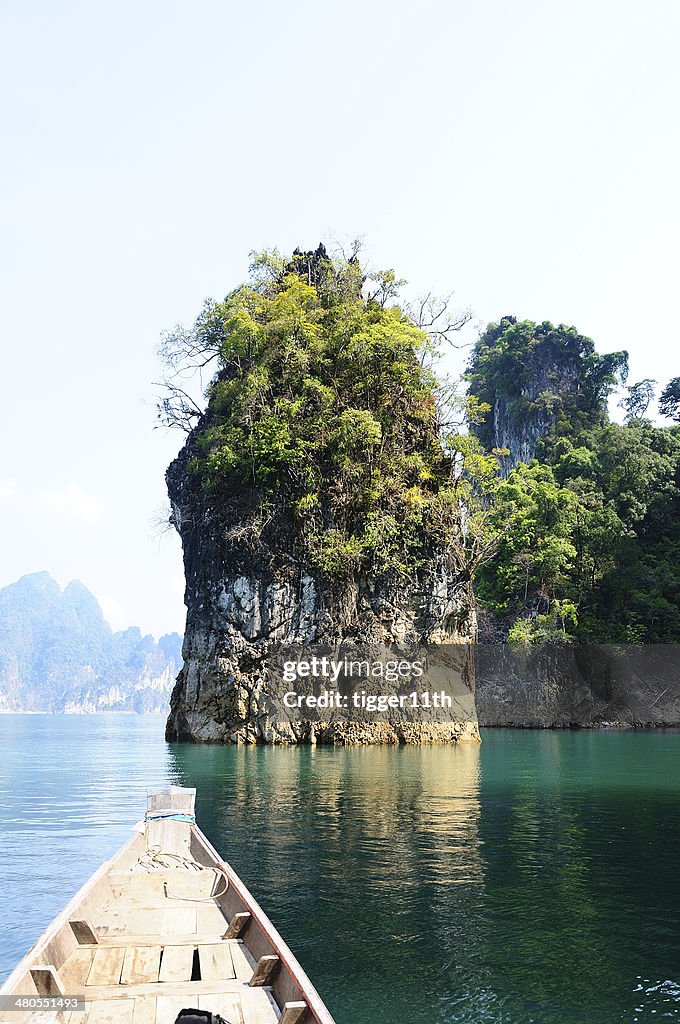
[0,716,679,1023]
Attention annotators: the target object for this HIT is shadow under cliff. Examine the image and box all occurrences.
[476,643,680,727]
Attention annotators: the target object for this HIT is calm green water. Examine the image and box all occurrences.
[0,716,679,1023]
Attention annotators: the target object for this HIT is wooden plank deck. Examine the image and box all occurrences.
[0,790,335,1024]
[49,867,275,1024]
[121,947,161,985]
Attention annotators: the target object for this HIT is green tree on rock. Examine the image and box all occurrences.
[158,244,494,587]
[466,317,628,451]
[659,377,680,422]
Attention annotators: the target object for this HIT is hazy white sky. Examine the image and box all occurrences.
[1,0,678,637]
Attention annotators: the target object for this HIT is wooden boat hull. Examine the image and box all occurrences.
[0,788,336,1024]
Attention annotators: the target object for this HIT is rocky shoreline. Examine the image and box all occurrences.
[475,644,680,729]
[165,440,480,746]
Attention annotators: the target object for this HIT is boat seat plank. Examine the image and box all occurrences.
[75,979,245,1000]
[87,947,126,986]
[229,942,256,982]
[198,943,235,981]
[155,994,194,1024]
[198,993,243,1024]
[131,995,157,1024]
[60,948,96,989]
[161,908,197,935]
[121,946,162,985]
[96,933,223,947]
[158,945,194,983]
[82,997,135,1023]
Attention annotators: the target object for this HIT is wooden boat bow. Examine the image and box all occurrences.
[0,787,337,1024]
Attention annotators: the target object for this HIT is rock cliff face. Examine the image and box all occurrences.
[467,317,626,474]
[491,391,557,472]
[476,645,680,728]
[164,245,481,745]
[165,442,479,745]
[481,342,581,473]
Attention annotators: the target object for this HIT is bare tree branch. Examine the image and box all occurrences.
[154,313,225,430]
[408,293,474,348]
[154,381,204,432]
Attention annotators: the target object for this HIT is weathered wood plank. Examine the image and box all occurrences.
[131,996,156,1024]
[86,947,125,986]
[30,966,64,996]
[74,979,245,1000]
[60,948,95,990]
[96,909,164,937]
[26,1012,72,1024]
[224,912,251,939]
[69,920,98,945]
[112,898,170,912]
[158,945,194,983]
[249,955,279,987]
[82,998,134,1023]
[121,946,161,985]
[197,902,228,934]
[280,1001,308,1024]
[197,943,234,982]
[161,907,197,935]
[229,942,255,983]
[111,872,214,901]
[96,933,222,947]
[199,992,243,1023]
[146,817,192,859]
[240,987,281,1024]
[155,995,194,1023]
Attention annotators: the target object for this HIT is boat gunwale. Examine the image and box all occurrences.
[191,824,336,1024]
[0,831,142,997]
[0,824,337,1024]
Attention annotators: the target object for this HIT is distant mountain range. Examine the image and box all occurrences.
[0,572,183,713]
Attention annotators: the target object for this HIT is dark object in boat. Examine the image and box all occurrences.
[174,1010,231,1024]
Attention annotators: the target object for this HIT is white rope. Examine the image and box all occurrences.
[136,845,229,901]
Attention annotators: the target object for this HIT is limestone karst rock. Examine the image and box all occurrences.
[165,247,479,744]
[165,435,479,744]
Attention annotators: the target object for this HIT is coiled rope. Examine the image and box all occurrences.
[136,845,229,901]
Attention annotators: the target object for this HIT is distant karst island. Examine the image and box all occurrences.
[0,572,182,713]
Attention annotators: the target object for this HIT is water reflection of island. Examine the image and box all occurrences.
[167,743,482,1022]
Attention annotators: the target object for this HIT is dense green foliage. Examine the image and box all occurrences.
[659,377,680,422]
[468,318,680,643]
[164,250,680,643]
[184,249,476,582]
[467,317,628,449]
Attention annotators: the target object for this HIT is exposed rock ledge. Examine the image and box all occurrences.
[475,644,680,728]
[165,443,480,745]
